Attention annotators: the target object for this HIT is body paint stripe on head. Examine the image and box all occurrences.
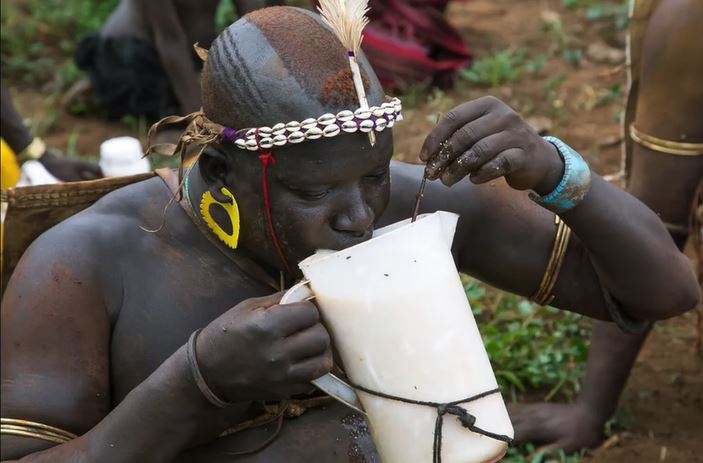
[219,27,261,117]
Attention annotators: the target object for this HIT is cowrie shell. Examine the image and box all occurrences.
[336,110,354,122]
[273,134,287,146]
[341,121,358,133]
[359,119,374,133]
[354,108,371,119]
[305,127,323,140]
[285,121,301,132]
[323,124,341,137]
[272,123,286,136]
[288,131,305,143]
[301,118,317,130]
[317,113,336,125]
[245,139,259,150]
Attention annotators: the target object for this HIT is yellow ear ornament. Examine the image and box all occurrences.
[200,187,240,249]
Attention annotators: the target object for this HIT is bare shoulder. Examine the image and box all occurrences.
[0,177,174,456]
[4,176,171,317]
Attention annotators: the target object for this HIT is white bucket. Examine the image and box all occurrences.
[297,211,513,463]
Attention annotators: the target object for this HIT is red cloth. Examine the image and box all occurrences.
[313,0,471,89]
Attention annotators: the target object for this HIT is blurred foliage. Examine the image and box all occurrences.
[1,0,118,90]
[0,0,262,90]
[463,275,591,403]
[215,0,239,33]
[561,0,629,30]
[504,444,585,463]
[460,49,547,88]
[464,275,590,462]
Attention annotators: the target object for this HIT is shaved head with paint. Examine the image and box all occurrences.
[194,7,394,274]
[202,7,383,129]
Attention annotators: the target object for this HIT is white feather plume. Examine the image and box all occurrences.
[317,0,376,145]
[317,0,370,57]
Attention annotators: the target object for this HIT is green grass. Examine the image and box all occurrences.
[460,50,525,87]
[1,0,119,91]
[462,276,590,462]
[561,0,629,30]
[463,275,591,402]
[459,49,548,88]
[504,445,586,463]
[0,0,247,92]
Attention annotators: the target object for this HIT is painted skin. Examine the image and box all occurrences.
[1,8,698,463]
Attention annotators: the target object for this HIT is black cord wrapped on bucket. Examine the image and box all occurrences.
[351,383,513,463]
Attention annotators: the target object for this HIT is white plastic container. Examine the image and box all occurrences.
[297,211,513,463]
[99,136,150,177]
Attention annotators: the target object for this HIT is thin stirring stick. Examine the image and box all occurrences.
[411,113,442,223]
[411,175,427,223]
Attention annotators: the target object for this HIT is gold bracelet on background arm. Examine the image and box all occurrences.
[630,124,703,156]
[532,216,572,306]
[0,418,77,444]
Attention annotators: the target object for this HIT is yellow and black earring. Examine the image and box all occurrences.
[200,187,240,249]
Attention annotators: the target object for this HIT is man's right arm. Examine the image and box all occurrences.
[1,217,333,462]
[1,224,221,462]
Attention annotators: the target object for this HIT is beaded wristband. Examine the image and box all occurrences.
[530,136,592,213]
[186,329,236,408]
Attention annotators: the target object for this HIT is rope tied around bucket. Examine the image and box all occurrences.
[351,383,513,463]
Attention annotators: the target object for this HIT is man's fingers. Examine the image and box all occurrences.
[419,96,497,162]
[469,149,525,185]
[439,132,517,186]
[243,291,286,310]
[263,301,320,337]
[425,113,500,179]
[287,350,334,382]
[283,323,331,360]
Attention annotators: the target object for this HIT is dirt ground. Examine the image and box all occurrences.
[7,0,702,461]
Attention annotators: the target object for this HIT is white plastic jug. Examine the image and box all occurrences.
[284,211,513,463]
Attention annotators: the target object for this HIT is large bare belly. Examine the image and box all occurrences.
[175,402,380,463]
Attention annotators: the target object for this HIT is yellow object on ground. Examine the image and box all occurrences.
[1,138,21,190]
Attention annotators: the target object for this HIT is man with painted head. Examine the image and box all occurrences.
[1,6,698,462]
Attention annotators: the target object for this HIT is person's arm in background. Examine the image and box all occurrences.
[510,0,703,452]
[1,80,101,181]
[140,0,201,114]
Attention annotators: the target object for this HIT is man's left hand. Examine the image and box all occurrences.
[419,96,564,195]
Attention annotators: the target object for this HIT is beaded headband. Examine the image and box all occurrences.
[222,97,403,151]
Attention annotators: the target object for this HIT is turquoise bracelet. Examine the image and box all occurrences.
[530,136,592,213]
